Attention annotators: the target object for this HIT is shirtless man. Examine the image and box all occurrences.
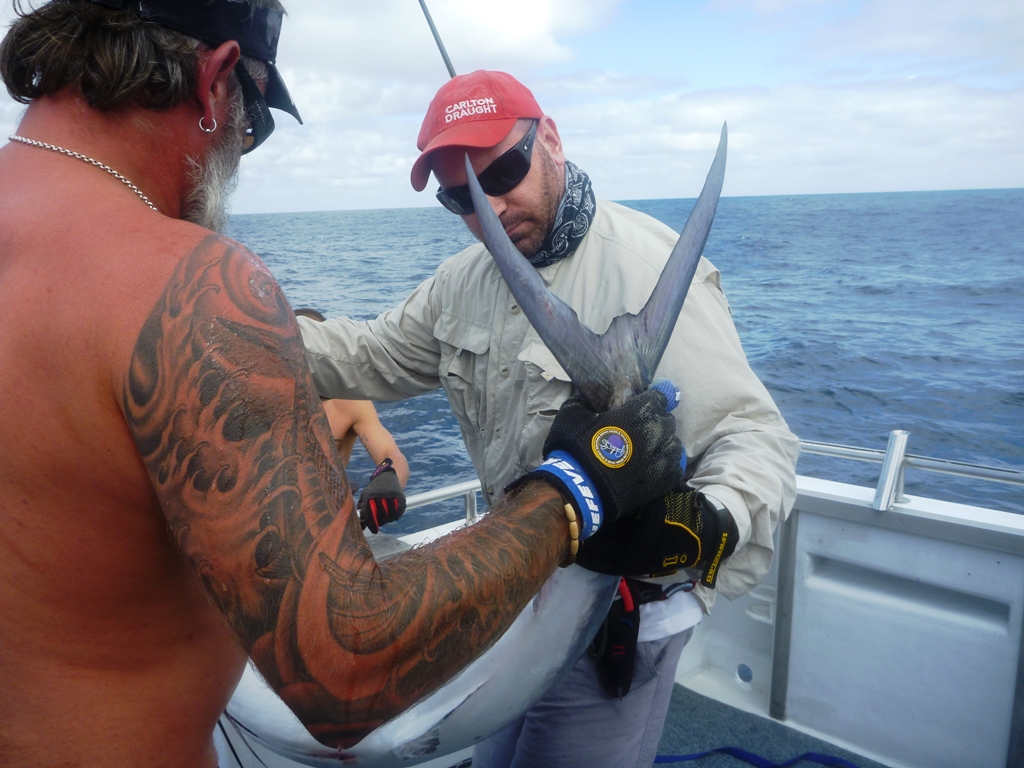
[0,2,682,767]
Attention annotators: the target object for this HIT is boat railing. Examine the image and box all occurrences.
[406,478,481,522]
[801,430,1024,511]
[404,432,1024,524]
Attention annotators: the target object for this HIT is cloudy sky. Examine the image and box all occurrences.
[1,0,1021,214]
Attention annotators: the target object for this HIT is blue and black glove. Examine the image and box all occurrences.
[357,458,406,534]
[514,389,683,538]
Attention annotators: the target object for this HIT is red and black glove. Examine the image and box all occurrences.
[357,458,406,534]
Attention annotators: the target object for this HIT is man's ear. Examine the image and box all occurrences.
[537,115,565,168]
[196,41,242,131]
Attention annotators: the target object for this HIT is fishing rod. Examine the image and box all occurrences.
[417,0,456,78]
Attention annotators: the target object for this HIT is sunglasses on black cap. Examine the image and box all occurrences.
[436,120,538,216]
[86,0,302,154]
[234,63,273,154]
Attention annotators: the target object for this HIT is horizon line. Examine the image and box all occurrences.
[229,185,1024,219]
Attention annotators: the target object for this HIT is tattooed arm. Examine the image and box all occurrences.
[122,235,570,747]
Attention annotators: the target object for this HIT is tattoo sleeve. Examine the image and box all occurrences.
[122,236,567,746]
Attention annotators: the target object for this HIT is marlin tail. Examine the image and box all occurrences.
[467,122,728,411]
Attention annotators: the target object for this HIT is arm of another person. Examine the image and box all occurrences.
[297,273,445,403]
[320,398,358,442]
[120,234,571,747]
[320,398,409,486]
[320,397,358,467]
[350,401,410,487]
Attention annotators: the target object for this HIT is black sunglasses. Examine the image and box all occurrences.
[436,120,538,215]
[235,63,274,155]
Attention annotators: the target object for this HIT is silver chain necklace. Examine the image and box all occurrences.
[8,134,159,212]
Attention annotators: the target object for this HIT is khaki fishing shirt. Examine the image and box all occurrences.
[299,199,799,612]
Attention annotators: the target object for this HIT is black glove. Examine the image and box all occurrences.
[516,390,682,537]
[575,486,739,590]
[357,458,406,534]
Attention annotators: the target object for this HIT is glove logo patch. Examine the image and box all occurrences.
[592,428,633,468]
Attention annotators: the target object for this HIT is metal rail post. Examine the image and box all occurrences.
[465,489,478,524]
[872,430,909,511]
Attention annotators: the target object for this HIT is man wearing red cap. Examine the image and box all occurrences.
[299,70,798,767]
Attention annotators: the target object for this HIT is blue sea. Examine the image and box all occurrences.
[228,189,1024,530]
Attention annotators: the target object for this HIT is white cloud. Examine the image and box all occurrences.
[551,78,1024,200]
[2,0,1022,213]
[233,73,1024,212]
[275,0,622,84]
[817,1,1023,78]
[0,0,625,212]
[716,0,1024,79]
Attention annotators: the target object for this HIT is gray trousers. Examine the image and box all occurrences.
[471,627,693,768]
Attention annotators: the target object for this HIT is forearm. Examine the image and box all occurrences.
[689,424,799,596]
[388,449,410,487]
[260,480,568,746]
[361,430,410,487]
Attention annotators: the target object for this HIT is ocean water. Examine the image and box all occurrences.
[227,188,1024,531]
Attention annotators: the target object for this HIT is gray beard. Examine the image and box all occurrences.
[182,85,246,233]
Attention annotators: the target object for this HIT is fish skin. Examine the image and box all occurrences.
[467,123,728,412]
[223,561,616,766]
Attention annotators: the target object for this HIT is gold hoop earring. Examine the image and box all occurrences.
[199,116,218,134]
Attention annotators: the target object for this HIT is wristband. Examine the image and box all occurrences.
[531,450,604,539]
[698,494,737,589]
[561,504,580,567]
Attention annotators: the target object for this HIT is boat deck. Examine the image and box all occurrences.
[659,685,890,768]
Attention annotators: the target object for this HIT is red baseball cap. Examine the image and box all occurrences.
[410,70,543,191]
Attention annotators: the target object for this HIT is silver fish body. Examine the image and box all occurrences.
[224,558,615,766]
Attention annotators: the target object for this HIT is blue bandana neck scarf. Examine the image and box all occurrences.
[527,160,596,269]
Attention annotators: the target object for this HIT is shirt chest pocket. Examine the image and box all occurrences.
[434,312,491,432]
[516,341,574,471]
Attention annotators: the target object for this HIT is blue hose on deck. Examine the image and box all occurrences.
[655,746,861,767]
